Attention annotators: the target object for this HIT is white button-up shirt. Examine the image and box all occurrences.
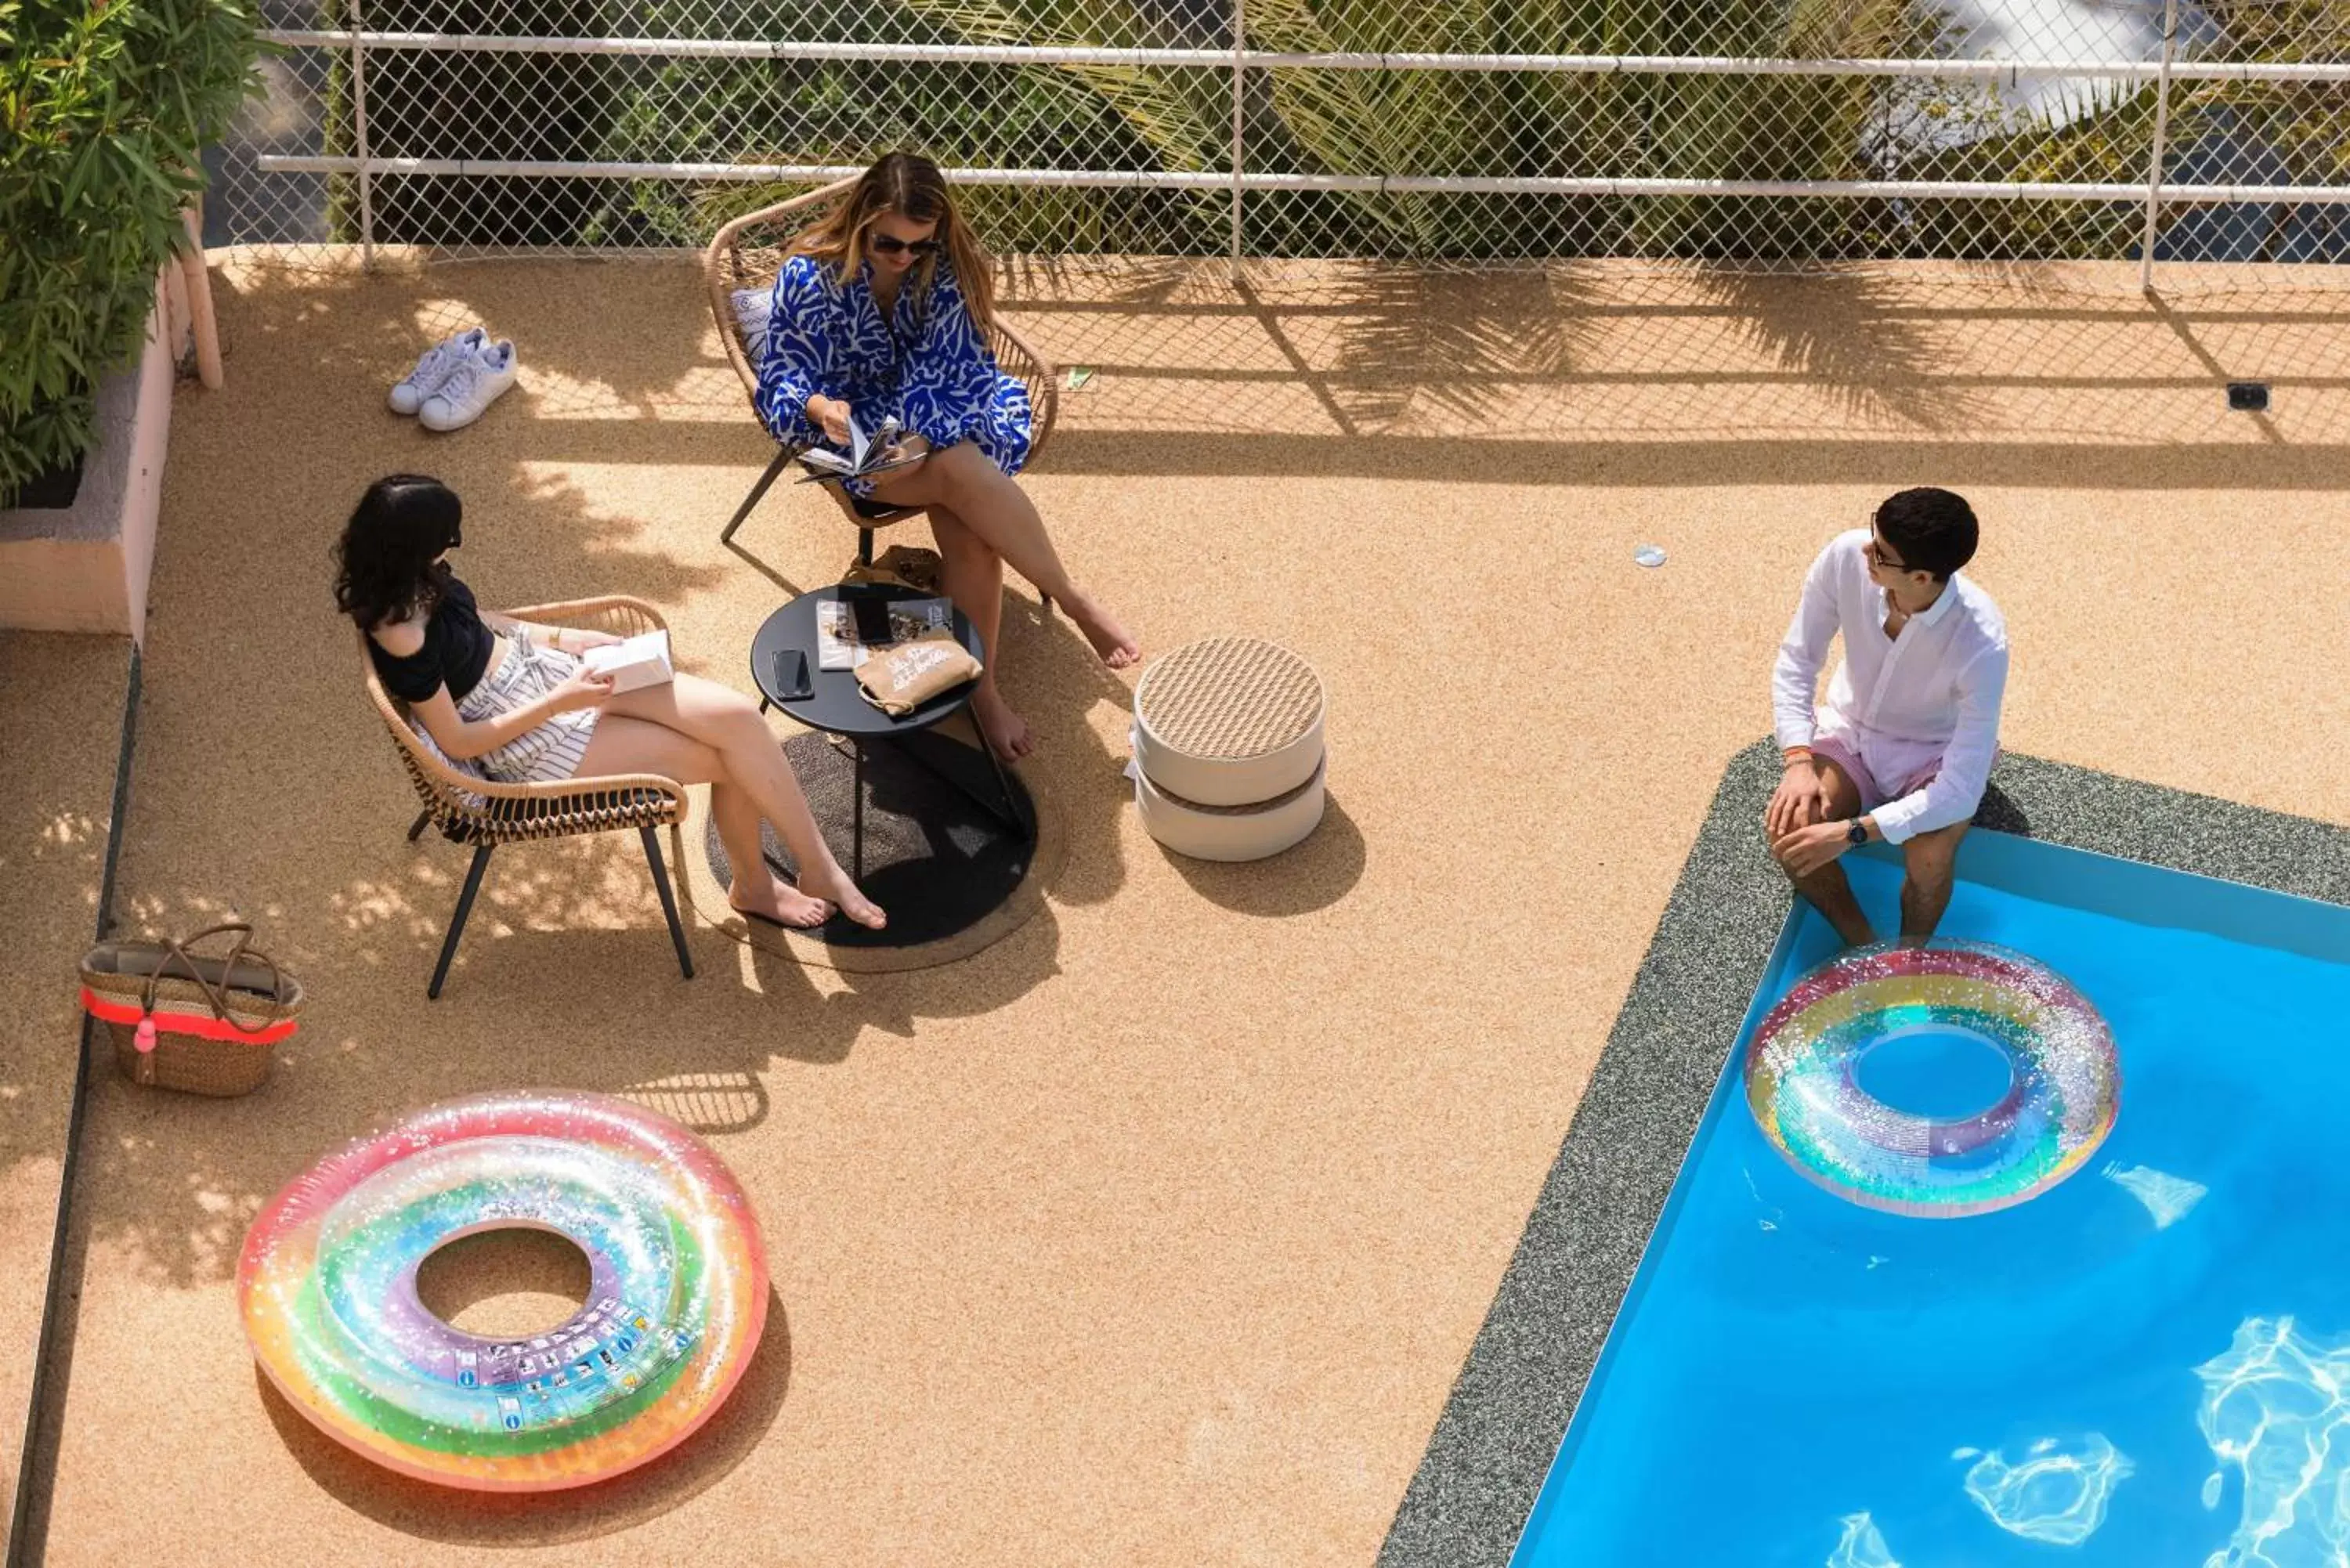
[1772,528,2009,844]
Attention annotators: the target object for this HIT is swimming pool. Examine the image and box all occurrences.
[1512,833,2350,1568]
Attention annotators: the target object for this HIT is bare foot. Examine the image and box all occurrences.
[729,869,832,930]
[1063,591,1140,670]
[971,684,1034,762]
[797,860,886,930]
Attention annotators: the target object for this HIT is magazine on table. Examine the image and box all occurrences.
[795,413,925,486]
[815,596,953,671]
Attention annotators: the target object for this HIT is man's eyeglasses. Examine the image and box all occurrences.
[1866,536,1911,574]
[869,233,940,258]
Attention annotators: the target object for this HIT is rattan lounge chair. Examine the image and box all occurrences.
[358,596,694,999]
[703,179,1061,565]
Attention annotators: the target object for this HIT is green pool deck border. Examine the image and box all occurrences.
[1374,742,2350,1568]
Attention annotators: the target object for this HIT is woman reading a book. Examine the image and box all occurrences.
[339,475,885,931]
[755,151,1140,762]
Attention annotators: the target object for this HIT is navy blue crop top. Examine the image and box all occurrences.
[367,574,494,703]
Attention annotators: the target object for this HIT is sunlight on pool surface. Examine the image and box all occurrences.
[1511,847,2350,1567]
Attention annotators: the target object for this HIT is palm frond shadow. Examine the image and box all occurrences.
[1693,267,1996,431]
[1318,264,1615,431]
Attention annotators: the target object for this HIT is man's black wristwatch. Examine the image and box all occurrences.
[1846,818,1870,847]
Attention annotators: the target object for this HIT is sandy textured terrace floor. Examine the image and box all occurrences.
[5,255,2348,1566]
[0,633,128,1543]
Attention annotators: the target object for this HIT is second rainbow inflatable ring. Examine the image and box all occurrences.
[1744,941,2119,1219]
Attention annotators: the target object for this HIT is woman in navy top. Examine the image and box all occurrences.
[757,153,1138,762]
[339,475,884,930]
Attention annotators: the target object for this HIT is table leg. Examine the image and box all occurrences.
[851,739,866,880]
[979,731,1032,844]
[879,724,1029,840]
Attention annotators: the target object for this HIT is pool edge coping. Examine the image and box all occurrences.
[1373,742,2350,1568]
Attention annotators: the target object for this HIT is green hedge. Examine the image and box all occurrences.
[1,0,266,503]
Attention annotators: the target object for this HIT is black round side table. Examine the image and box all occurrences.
[747,583,1029,883]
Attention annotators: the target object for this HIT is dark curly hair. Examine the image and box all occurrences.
[1874,487,1979,581]
[334,475,461,631]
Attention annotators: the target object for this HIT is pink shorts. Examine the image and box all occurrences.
[1807,733,1947,812]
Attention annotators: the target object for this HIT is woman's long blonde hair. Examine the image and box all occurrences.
[787,152,995,331]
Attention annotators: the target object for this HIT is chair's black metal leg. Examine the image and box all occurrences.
[407,808,432,842]
[641,826,695,981]
[428,844,494,1000]
[721,450,793,545]
[857,528,876,567]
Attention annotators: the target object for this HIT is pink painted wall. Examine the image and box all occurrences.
[0,273,177,643]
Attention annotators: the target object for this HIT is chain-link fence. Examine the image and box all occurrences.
[202,0,2350,279]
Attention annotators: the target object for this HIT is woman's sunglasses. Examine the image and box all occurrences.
[868,233,940,258]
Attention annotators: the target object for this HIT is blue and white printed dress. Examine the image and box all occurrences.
[754,253,1032,501]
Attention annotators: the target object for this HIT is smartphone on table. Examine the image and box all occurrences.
[771,648,813,702]
[849,594,895,645]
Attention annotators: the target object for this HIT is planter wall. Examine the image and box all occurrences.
[0,271,181,643]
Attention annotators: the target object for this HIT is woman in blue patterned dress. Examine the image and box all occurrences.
[757,153,1138,762]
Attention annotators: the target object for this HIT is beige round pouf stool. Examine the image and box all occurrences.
[1133,755,1327,862]
[1130,637,1326,861]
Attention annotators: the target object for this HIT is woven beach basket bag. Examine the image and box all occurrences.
[78,922,306,1097]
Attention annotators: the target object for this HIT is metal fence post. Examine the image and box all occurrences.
[1229,0,1246,281]
[2137,0,2179,292]
[349,0,375,271]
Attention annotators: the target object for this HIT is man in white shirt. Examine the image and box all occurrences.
[1766,488,2009,947]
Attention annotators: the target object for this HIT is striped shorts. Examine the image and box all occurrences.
[457,639,599,783]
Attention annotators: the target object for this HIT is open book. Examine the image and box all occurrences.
[795,412,925,486]
[580,630,675,693]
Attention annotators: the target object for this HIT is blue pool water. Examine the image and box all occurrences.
[1514,837,2350,1568]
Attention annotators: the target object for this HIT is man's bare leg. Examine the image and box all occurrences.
[1770,757,1877,947]
[1896,821,1971,946]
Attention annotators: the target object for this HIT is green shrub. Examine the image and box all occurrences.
[0,0,266,504]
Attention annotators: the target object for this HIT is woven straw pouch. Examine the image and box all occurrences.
[855,630,982,716]
[78,923,305,1097]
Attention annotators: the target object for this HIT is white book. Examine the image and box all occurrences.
[580,629,674,693]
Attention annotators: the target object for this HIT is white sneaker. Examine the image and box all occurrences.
[419,339,518,432]
[389,327,486,416]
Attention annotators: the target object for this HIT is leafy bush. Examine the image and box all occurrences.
[0,0,266,503]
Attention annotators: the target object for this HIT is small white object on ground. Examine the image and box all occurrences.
[1634,544,1668,568]
[419,338,518,432]
[389,327,486,416]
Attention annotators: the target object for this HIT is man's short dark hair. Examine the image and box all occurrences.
[1874,487,1979,580]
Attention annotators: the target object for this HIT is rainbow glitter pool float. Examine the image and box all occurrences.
[237,1091,768,1491]
[1744,940,2120,1218]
